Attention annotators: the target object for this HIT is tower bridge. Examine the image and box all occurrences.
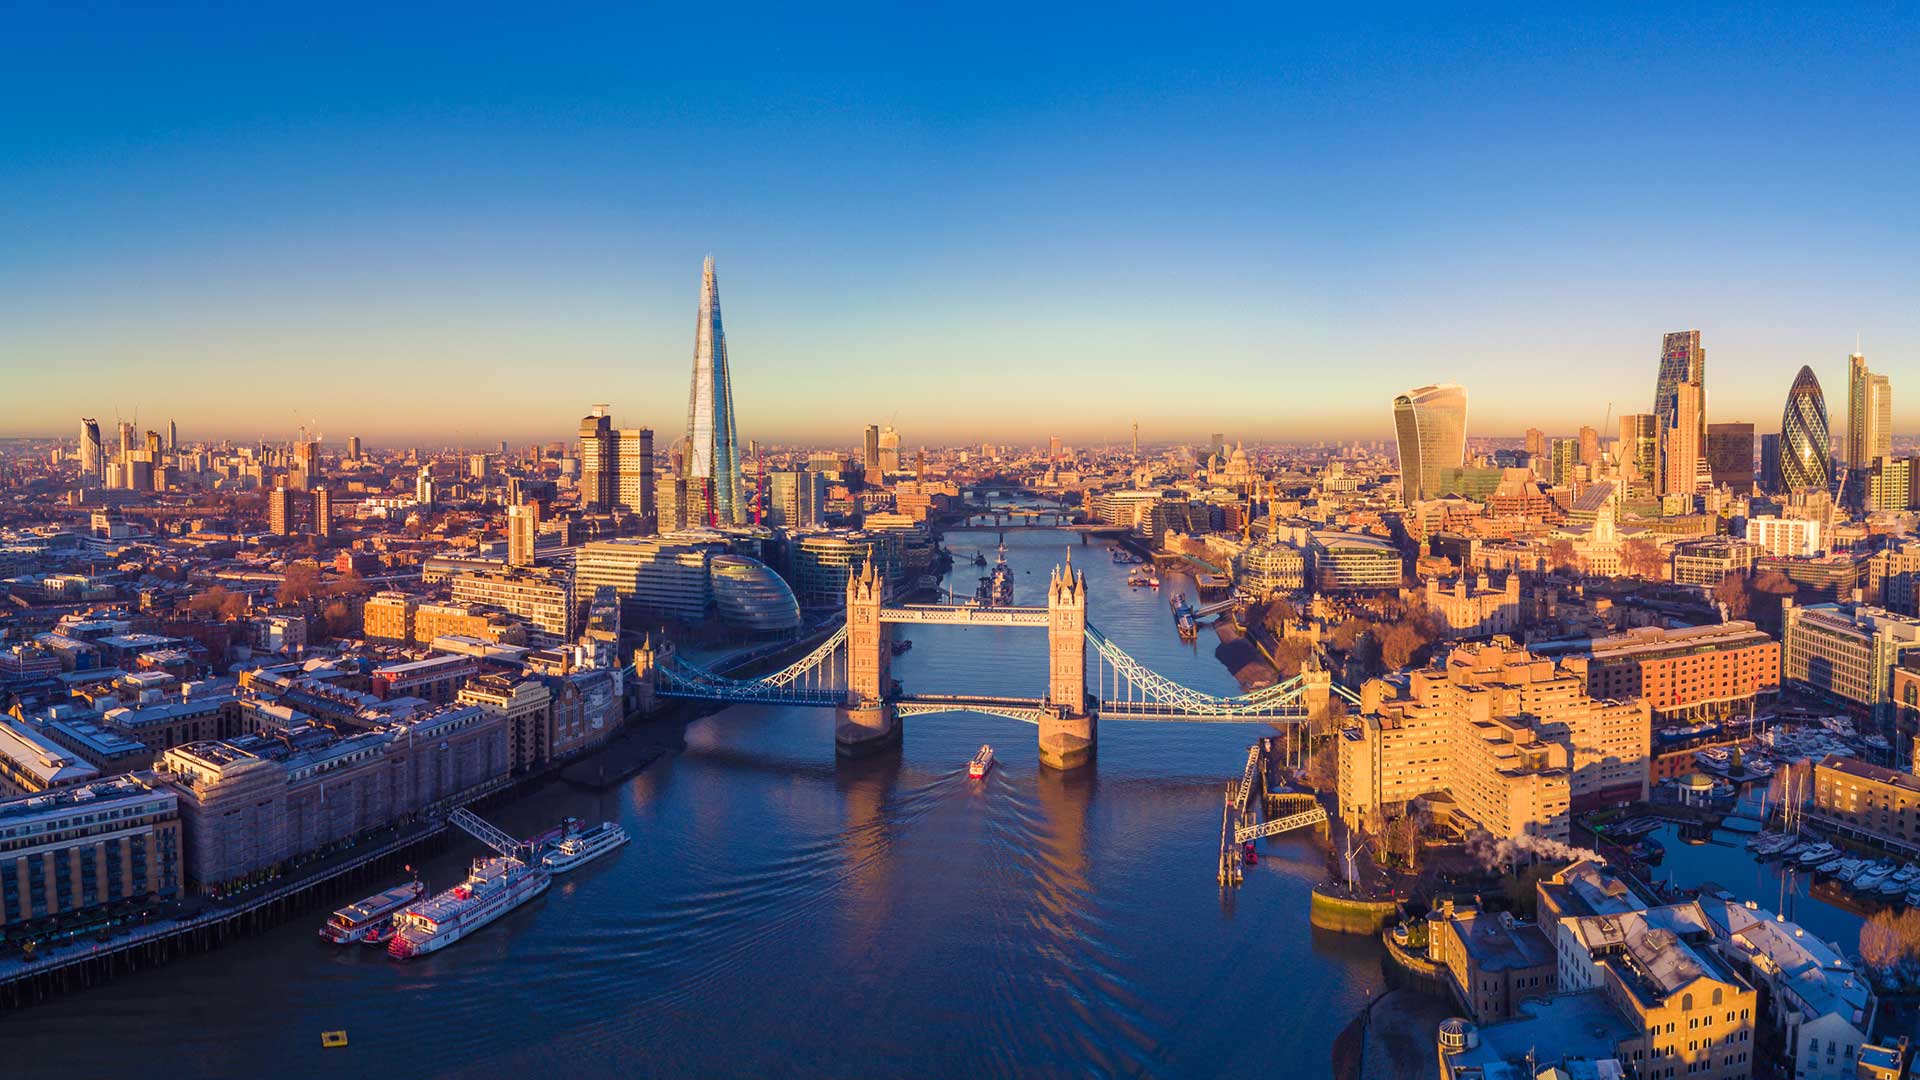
[647,553,1359,770]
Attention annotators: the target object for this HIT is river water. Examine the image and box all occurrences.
[17,527,1384,1079]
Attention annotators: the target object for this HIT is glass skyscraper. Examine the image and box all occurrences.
[685,256,744,524]
[1779,364,1832,494]
[1391,384,1467,505]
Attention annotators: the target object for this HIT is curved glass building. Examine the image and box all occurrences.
[1392,384,1468,505]
[708,555,802,636]
[1779,365,1832,494]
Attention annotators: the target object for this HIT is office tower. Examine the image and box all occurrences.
[1618,414,1659,487]
[657,474,690,532]
[1523,428,1546,459]
[118,421,135,459]
[1577,425,1599,465]
[1843,351,1889,471]
[1662,382,1703,496]
[617,427,655,524]
[1131,419,1139,458]
[1210,433,1225,459]
[313,486,334,541]
[1651,330,1706,437]
[167,420,177,452]
[1390,384,1467,504]
[507,503,537,567]
[684,256,743,525]
[79,418,102,480]
[144,430,162,455]
[1048,434,1063,464]
[1779,365,1832,494]
[416,466,436,507]
[497,439,508,454]
[768,470,826,528]
[347,435,361,460]
[1704,422,1755,492]
[1848,351,1870,468]
[863,425,881,474]
[578,407,617,510]
[1652,330,1706,490]
[269,486,296,536]
[1759,433,1782,494]
[879,426,901,474]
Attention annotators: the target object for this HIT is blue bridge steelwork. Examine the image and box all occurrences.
[643,555,1358,769]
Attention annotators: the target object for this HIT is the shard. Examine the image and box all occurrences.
[685,256,744,524]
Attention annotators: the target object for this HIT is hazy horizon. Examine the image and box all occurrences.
[5,7,1915,445]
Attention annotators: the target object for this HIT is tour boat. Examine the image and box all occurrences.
[969,744,994,779]
[387,856,549,959]
[1241,841,1257,866]
[319,879,426,944]
[1176,612,1197,641]
[540,820,631,875]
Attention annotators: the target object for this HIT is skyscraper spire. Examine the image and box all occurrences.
[686,256,744,524]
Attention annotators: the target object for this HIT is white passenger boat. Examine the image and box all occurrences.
[540,820,631,875]
[388,856,549,959]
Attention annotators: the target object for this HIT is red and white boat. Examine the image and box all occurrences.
[387,856,549,960]
[969,744,994,779]
[319,880,425,945]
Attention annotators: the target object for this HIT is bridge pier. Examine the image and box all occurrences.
[835,700,902,757]
[1038,707,1096,771]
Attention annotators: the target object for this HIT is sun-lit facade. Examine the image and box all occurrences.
[1392,384,1467,505]
[685,257,744,525]
[1779,364,1831,494]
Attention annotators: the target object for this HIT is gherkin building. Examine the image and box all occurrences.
[1779,364,1831,493]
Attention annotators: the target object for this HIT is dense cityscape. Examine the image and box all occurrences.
[7,7,1920,1080]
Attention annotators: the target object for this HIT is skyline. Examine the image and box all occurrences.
[5,6,1919,443]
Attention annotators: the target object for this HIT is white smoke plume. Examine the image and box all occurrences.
[1465,831,1605,869]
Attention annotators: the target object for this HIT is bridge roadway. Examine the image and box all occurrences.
[880,605,1050,626]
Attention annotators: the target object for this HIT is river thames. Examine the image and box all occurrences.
[17,527,1385,1079]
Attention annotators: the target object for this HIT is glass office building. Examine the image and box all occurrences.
[709,555,803,636]
[1391,384,1467,504]
[1779,365,1832,494]
[685,257,745,525]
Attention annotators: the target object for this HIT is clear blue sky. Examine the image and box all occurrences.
[3,4,1916,448]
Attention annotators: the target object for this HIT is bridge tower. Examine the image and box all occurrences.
[837,559,901,756]
[1040,551,1096,770]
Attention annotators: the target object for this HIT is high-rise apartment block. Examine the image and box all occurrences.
[268,486,296,536]
[1337,640,1650,840]
[312,486,334,541]
[506,503,537,567]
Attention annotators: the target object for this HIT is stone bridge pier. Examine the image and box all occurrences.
[1038,556,1095,770]
[836,560,901,757]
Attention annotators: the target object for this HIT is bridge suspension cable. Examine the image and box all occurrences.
[656,624,851,706]
[1085,623,1341,719]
